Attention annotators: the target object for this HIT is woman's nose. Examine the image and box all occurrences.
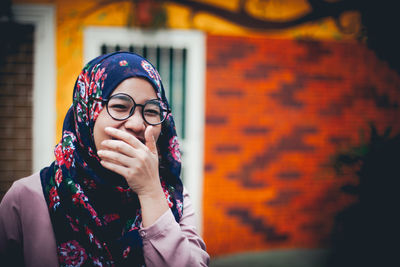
[124,108,146,132]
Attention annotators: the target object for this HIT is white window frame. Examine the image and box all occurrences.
[13,4,56,172]
[84,27,206,233]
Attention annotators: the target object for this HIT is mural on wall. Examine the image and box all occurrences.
[162,0,361,32]
[203,35,400,255]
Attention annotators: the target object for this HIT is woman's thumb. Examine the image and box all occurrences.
[145,126,158,154]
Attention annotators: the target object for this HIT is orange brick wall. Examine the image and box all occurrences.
[203,35,400,256]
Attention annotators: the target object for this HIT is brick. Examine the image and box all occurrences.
[0,25,33,203]
[203,34,400,256]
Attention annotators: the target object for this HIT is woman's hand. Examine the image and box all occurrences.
[97,126,169,226]
[97,126,160,197]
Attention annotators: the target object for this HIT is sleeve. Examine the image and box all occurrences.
[139,189,210,267]
[0,182,25,267]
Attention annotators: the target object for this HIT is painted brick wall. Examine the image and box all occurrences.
[203,35,400,256]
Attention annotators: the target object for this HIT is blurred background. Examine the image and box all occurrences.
[1,0,399,266]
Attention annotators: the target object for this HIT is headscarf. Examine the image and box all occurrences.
[40,52,183,267]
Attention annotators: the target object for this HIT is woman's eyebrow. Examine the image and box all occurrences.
[110,94,131,100]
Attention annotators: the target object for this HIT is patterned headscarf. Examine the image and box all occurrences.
[40,52,183,266]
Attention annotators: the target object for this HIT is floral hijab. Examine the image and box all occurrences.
[40,52,183,266]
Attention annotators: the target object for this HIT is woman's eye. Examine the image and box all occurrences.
[110,104,129,111]
[144,109,160,116]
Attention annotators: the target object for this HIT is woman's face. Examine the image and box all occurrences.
[93,77,162,151]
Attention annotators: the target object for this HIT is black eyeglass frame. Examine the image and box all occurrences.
[92,93,171,125]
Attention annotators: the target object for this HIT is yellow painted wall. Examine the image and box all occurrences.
[13,0,361,142]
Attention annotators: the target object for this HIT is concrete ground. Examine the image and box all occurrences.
[210,249,331,267]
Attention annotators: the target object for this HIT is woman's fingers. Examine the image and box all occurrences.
[101,139,136,157]
[99,126,160,195]
[145,126,158,155]
[97,149,133,167]
[99,159,131,178]
[104,127,144,149]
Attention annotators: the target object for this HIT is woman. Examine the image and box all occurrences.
[0,51,209,266]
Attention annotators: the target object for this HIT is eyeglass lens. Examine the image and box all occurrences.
[107,94,165,125]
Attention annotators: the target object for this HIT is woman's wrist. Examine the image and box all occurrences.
[138,182,169,227]
[135,176,163,199]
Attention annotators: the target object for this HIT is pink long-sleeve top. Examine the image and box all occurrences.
[0,173,209,267]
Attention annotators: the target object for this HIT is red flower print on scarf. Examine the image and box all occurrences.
[176,199,183,217]
[103,213,120,223]
[71,185,102,227]
[49,186,60,211]
[55,168,63,186]
[169,136,181,163]
[77,71,90,100]
[64,147,74,169]
[88,81,96,96]
[119,60,128,66]
[122,246,131,259]
[90,101,103,122]
[91,67,106,96]
[126,210,142,232]
[56,131,77,169]
[94,67,105,85]
[85,226,105,250]
[88,147,98,159]
[54,143,64,166]
[82,177,97,190]
[59,240,87,266]
[92,257,103,267]
[75,102,85,123]
[66,215,80,232]
[161,180,173,208]
[77,78,86,99]
[141,60,161,89]
[87,203,102,226]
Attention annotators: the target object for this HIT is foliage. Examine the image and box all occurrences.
[359,0,400,74]
[329,124,400,267]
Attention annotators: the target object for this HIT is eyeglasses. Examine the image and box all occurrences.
[94,93,170,125]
